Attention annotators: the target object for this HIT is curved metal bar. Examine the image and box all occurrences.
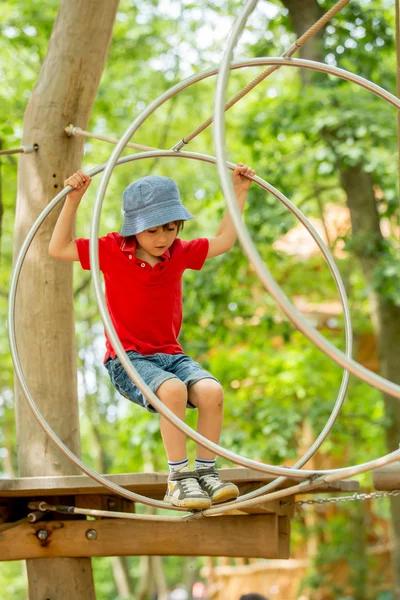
[204,448,400,516]
[92,144,399,479]
[90,151,353,497]
[90,151,400,510]
[213,58,400,398]
[9,146,353,512]
[8,149,335,516]
[89,58,399,498]
[8,183,186,511]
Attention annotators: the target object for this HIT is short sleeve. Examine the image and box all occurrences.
[75,236,112,272]
[180,238,209,271]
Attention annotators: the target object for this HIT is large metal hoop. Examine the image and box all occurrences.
[8,148,354,509]
[213,60,400,398]
[95,58,400,400]
[89,59,400,482]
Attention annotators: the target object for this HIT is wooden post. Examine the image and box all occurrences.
[13,1,119,597]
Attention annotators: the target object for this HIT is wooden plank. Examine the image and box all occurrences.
[278,516,291,559]
[373,463,400,491]
[0,514,281,561]
[0,468,360,498]
[74,495,136,513]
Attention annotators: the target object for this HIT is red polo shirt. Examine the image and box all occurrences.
[75,233,209,362]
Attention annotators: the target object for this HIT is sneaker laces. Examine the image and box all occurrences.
[169,469,205,496]
[201,474,221,491]
[181,477,203,496]
[198,468,222,491]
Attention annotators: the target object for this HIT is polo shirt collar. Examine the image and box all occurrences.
[120,235,171,260]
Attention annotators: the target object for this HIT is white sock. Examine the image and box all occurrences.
[195,458,216,470]
[168,458,189,473]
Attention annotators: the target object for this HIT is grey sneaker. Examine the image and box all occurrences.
[196,467,239,504]
[164,467,212,510]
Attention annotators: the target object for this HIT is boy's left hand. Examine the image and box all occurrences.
[232,163,256,197]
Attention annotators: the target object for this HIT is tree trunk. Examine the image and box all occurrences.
[137,555,152,600]
[281,2,400,597]
[151,556,168,600]
[350,502,368,600]
[82,354,134,598]
[340,165,400,599]
[13,1,119,598]
[111,556,133,599]
[281,0,324,83]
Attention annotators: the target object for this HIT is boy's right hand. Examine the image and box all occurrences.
[64,170,92,203]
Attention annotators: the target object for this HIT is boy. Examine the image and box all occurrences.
[49,163,255,510]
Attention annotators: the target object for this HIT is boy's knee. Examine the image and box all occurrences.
[189,379,224,409]
[156,378,187,406]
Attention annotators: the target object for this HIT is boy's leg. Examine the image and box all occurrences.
[188,379,224,458]
[106,355,210,508]
[156,378,188,461]
[189,379,239,504]
[157,378,211,510]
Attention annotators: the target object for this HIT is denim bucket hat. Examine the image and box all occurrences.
[120,175,194,236]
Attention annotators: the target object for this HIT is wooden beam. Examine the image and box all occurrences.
[0,514,281,561]
[0,467,360,498]
[278,515,291,559]
[373,463,400,491]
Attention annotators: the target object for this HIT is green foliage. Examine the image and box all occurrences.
[371,251,400,306]
[0,562,27,600]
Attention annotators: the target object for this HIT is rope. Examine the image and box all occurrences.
[30,478,326,522]
[64,125,158,152]
[0,511,44,533]
[0,517,30,533]
[29,501,191,522]
[172,0,351,150]
[28,485,400,523]
[0,144,38,157]
[65,1,349,154]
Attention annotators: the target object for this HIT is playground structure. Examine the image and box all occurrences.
[0,468,361,561]
[1,0,400,585]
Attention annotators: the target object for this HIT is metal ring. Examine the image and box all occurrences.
[8,149,352,512]
[213,58,400,397]
[91,58,400,479]
[90,152,353,494]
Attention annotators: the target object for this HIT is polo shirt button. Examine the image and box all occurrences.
[141,262,146,267]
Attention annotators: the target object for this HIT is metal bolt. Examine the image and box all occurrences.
[37,529,48,541]
[86,529,97,540]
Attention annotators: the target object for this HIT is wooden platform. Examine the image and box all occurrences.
[0,468,359,561]
[373,463,400,491]
[0,467,360,498]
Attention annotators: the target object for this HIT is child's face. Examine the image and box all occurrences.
[135,222,178,257]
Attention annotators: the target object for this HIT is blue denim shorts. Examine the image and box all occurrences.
[105,351,219,413]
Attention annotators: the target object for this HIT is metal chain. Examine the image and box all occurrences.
[284,489,400,507]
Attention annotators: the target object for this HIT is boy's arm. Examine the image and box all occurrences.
[206,163,255,259]
[48,170,92,261]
